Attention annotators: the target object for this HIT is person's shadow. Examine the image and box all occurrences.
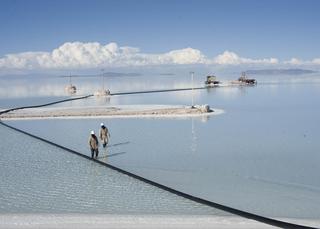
[107,141,130,148]
[97,141,130,160]
[98,151,126,159]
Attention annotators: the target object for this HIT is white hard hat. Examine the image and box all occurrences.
[90,130,95,135]
[100,123,104,127]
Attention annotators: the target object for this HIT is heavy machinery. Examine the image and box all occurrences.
[64,75,77,94]
[237,72,257,85]
[205,75,220,87]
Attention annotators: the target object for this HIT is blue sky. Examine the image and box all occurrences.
[0,0,320,71]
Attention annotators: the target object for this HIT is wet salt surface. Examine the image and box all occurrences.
[4,81,320,228]
[9,117,320,223]
[0,124,229,216]
[1,74,320,228]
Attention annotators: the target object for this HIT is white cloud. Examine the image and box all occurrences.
[312,58,320,65]
[212,51,278,65]
[0,42,207,69]
[162,48,206,64]
[284,58,304,65]
[0,41,319,72]
[283,57,320,66]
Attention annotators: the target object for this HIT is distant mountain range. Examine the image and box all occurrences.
[245,69,317,75]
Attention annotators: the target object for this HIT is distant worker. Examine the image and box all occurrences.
[99,123,110,148]
[88,130,99,159]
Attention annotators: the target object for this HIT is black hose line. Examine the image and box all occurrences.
[0,121,316,229]
[0,95,93,115]
[110,87,206,96]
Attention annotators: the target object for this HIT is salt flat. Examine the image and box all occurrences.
[0,214,276,229]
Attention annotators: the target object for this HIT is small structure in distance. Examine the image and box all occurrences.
[234,72,257,85]
[64,74,77,94]
[205,75,221,87]
[94,69,111,96]
[94,88,111,96]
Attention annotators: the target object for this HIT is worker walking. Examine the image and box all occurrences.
[99,123,110,148]
[88,130,99,158]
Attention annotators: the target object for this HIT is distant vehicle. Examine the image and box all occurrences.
[237,72,257,85]
[64,75,77,94]
[95,69,111,96]
[65,85,77,94]
[205,75,220,87]
[94,89,111,96]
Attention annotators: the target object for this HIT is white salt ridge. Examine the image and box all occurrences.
[1,104,224,120]
[0,214,276,229]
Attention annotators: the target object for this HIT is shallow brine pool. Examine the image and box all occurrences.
[1,73,320,227]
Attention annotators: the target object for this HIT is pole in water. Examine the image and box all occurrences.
[190,71,195,108]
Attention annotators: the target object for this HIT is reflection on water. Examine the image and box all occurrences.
[0,74,201,99]
[98,151,127,164]
[0,124,228,216]
[5,80,320,228]
[96,142,129,163]
[1,73,320,227]
[2,73,320,98]
[2,73,320,109]
[190,118,197,154]
[0,74,204,109]
[95,95,111,105]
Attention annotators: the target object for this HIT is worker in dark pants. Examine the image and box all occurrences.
[88,130,99,158]
[99,123,110,148]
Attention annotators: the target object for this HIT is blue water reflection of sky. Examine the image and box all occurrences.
[4,76,320,228]
[0,124,227,216]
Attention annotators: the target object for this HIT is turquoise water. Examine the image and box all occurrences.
[1,73,320,227]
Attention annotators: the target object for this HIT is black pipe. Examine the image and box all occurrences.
[0,95,93,115]
[110,87,206,96]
